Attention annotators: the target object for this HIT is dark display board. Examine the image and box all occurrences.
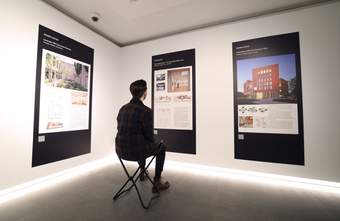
[233,32,304,165]
[32,25,94,167]
[152,49,196,154]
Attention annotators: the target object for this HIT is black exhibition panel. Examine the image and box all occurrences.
[32,25,94,167]
[233,32,304,165]
[152,49,196,154]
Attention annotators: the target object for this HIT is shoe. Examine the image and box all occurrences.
[152,178,170,193]
[139,170,149,182]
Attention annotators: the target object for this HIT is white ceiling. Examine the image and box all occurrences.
[42,0,332,46]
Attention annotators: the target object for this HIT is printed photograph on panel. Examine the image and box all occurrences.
[44,52,89,92]
[237,54,297,105]
[239,116,254,128]
[71,91,88,105]
[156,73,165,81]
[156,82,165,91]
[167,68,191,92]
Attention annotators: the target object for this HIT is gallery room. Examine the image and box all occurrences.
[1,0,340,220]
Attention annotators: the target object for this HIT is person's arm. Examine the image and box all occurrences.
[142,108,154,142]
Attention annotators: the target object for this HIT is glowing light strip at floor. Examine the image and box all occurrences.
[166,161,340,194]
[116,158,340,193]
[1,155,340,204]
[0,156,117,204]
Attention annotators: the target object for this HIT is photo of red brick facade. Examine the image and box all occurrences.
[243,64,288,100]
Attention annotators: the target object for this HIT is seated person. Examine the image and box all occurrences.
[115,79,170,193]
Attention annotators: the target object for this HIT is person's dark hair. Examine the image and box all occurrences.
[130,79,147,98]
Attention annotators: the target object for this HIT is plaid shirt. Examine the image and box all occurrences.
[115,97,154,161]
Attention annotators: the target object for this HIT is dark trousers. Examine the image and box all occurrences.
[138,142,166,179]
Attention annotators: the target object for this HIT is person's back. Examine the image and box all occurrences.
[116,97,153,161]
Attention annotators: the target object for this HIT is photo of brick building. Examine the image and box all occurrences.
[243,64,288,99]
[237,54,297,104]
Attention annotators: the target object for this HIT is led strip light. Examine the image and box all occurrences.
[165,161,340,194]
[1,155,340,204]
[0,155,116,204]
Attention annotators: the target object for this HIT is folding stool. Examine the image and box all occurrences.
[113,154,160,209]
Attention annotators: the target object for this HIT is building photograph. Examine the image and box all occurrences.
[237,54,297,104]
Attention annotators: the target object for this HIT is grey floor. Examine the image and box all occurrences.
[1,163,340,221]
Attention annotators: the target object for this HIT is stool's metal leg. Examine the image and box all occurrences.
[113,158,139,200]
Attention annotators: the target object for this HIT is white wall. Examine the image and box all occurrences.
[0,0,339,191]
[119,1,340,182]
[0,0,119,190]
